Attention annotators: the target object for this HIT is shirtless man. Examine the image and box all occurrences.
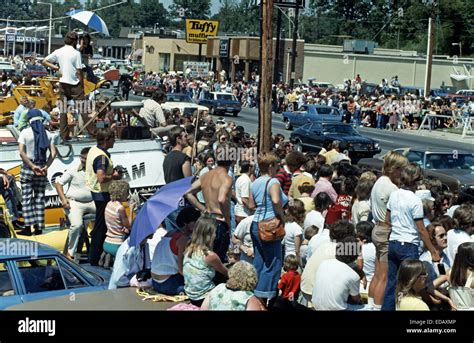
[186,143,235,262]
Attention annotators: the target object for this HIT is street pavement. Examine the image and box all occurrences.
[101,89,473,158]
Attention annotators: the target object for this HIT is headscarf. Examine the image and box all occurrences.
[27,109,49,167]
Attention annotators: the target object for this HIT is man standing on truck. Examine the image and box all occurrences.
[42,31,94,142]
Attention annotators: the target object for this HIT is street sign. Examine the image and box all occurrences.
[185,19,219,44]
[274,0,306,9]
[183,61,209,78]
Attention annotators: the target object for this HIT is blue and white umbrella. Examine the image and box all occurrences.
[66,9,109,36]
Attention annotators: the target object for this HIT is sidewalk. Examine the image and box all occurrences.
[398,128,474,145]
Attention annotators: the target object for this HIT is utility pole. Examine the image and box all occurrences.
[289,0,300,89]
[258,0,273,153]
[274,7,282,83]
[424,16,435,98]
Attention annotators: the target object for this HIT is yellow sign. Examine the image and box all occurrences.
[185,19,219,44]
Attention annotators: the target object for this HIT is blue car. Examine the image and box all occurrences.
[0,239,109,310]
[282,104,342,130]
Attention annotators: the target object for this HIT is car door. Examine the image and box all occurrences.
[293,104,309,126]
[0,261,23,309]
[308,123,324,149]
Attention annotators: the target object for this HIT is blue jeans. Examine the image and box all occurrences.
[250,221,283,299]
[152,274,185,295]
[382,240,419,311]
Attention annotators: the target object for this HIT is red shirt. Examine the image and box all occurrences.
[278,269,301,300]
[276,168,292,195]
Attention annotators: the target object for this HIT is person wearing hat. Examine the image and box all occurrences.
[17,109,57,236]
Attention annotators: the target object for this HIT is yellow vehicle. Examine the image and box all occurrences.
[0,77,105,126]
[0,194,69,252]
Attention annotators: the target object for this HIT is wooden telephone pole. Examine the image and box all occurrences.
[258,0,274,153]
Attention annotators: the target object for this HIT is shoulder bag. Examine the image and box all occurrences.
[257,178,285,242]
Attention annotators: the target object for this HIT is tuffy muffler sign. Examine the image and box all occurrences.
[185,19,219,44]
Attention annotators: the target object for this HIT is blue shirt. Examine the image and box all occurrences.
[13,104,26,126]
[252,176,288,222]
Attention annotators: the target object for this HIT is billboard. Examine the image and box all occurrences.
[185,19,219,44]
[183,61,209,78]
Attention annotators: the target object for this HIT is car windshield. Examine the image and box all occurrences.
[216,94,236,101]
[425,153,474,170]
[166,94,191,102]
[323,125,359,136]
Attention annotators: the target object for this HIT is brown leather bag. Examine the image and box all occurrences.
[257,178,285,242]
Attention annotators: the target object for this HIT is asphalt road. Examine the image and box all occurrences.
[101,89,472,157]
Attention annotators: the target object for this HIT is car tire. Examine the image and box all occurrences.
[285,121,293,130]
[294,141,303,152]
[233,111,239,117]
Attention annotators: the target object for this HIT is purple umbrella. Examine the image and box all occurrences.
[129,176,194,247]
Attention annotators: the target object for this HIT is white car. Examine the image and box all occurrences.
[161,93,209,116]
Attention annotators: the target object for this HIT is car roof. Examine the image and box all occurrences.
[0,238,58,260]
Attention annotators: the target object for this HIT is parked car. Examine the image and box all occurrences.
[290,122,381,162]
[358,148,474,191]
[0,239,109,310]
[400,86,424,97]
[23,65,48,78]
[282,104,342,130]
[132,80,160,97]
[198,91,241,116]
[429,88,449,98]
[162,93,209,116]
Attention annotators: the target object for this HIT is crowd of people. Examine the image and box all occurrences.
[1,31,473,312]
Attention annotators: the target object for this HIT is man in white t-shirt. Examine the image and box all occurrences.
[312,236,365,310]
[137,90,175,137]
[234,161,255,226]
[43,31,93,142]
[232,215,254,263]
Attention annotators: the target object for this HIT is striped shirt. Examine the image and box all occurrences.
[105,201,129,244]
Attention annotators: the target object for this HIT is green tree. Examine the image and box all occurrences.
[170,0,212,20]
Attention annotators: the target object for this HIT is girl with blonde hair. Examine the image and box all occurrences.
[183,216,228,306]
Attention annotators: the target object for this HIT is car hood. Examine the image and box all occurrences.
[324,134,374,143]
[431,169,474,186]
[162,102,209,112]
